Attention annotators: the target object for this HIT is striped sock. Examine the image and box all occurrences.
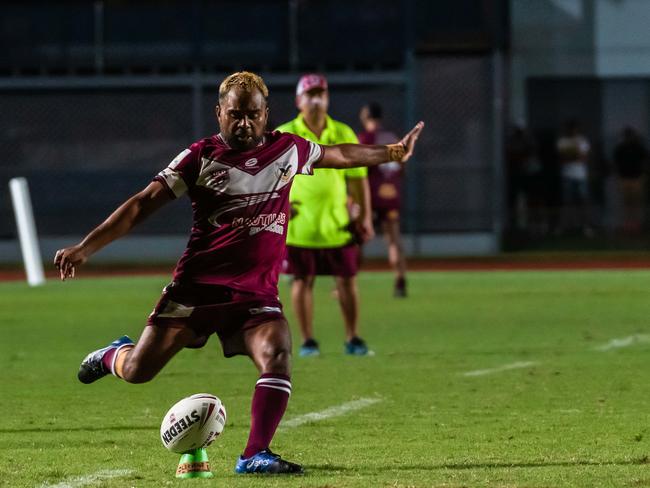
[243,373,291,458]
[100,343,133,378]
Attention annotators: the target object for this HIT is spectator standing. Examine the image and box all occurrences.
[556,119,593,236]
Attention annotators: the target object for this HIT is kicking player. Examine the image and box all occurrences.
[358,102,408,297]
[54,71,423,475]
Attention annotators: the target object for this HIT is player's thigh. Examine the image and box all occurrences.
[129,325,200,368]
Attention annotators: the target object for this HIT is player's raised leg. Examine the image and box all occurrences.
[78,325,200,384]
[234,318,303,474]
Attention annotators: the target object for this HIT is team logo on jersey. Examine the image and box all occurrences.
[277,165,293,183]
[244,158,258,168]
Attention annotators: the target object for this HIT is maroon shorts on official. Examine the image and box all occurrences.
[147,282,285,357]
[284,244,359,277]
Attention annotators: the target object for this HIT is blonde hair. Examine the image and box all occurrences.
[218,71,269,102]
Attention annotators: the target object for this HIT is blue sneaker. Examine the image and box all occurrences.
[78,335,133,384]
[344,337,374,356]
[299,339,320,357]
[235,449,303,474]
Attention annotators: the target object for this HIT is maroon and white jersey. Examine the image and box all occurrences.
[154,131,322,296]
[358,129,403,210]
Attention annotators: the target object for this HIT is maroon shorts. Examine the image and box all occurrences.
[284,244,359,277]
[147,282,285,357]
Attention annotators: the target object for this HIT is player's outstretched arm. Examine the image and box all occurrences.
[318,121,424,169]
[53,181,172,281]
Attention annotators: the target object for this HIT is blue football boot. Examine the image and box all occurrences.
[344,336,374,356]
[235,449,303,474]
[299,338,320,357]
[78,335,133,384]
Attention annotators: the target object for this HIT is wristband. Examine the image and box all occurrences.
[386,143,406,162]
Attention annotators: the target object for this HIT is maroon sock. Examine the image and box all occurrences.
[243,373,291,458]
[101,348,117,372]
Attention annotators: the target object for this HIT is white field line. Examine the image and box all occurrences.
[281,397,381,429]
[37,469,133,488]
[595,334,650,351]
[462,361,539,377]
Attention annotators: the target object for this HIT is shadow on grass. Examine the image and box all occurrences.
[0,425,157,434]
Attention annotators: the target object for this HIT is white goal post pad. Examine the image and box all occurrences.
[9,177,45,286]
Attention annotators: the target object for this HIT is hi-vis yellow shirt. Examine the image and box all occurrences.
[276,114,367,248]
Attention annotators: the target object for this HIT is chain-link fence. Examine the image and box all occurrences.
[0,55,501,258]
[413,56,499,233]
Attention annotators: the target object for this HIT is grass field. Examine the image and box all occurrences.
[1,270,650,487]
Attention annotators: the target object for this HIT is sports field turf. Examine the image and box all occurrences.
[1,270,649,487]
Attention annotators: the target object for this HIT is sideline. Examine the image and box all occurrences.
[595,334,650,351]
[4,257,650,282]
[281,397,382,429]
[462,361,539,377]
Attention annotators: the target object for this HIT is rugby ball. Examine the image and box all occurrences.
[160,393,227,453]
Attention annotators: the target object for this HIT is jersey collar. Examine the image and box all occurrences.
[294,114,334,144]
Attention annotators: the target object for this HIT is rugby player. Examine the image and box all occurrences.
[358,102,408,297]
[54,71,423,474]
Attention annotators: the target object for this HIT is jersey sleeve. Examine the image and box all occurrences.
[288,134,323,176]
[153,142,202,198]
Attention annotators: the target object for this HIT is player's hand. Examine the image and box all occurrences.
[354,217,375,243]
[53,245,88,281]
[397,121,425,162]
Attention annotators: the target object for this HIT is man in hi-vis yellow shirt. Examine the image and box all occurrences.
[277,74,374,357]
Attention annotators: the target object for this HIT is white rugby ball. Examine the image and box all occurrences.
[160,393,227,453]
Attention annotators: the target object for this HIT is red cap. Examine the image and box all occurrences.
[296,73,328,96]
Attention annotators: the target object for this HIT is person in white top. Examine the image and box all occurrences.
[556,119,593,236]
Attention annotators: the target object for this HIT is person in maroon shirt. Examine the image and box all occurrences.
[54,72,423,475]
[358,102,408,297]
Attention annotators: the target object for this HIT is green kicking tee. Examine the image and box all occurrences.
[276,114,367,248]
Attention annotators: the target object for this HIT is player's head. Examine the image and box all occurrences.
[295,73,329,118]
[359,102,383,131]
[216,71,269,150]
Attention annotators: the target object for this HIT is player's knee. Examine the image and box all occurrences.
[259,342,292,375]
[293,276,315,289]
[337,277,356,292]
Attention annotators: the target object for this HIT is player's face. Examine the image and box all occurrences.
[297,87,329,117]
[216,87,268,151]
[359,106,370,128]
[359,106,378,132]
